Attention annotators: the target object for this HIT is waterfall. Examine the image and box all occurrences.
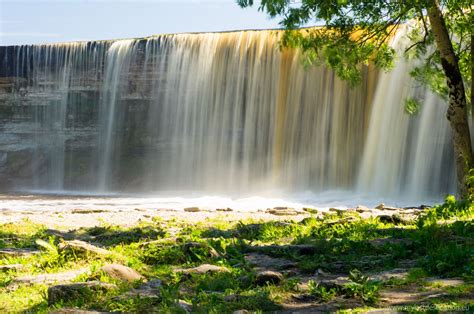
[0,29,455,204]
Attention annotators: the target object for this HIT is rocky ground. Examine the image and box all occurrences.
[0,200,473,313]
[0,201,422,229]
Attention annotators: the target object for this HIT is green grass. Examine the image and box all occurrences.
[0,197,473,312]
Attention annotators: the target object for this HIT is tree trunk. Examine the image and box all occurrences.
[427,0,473,198]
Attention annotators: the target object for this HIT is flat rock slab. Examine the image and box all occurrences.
[48,282,116,305]
[0,248,40,257]
[175,264,230,274]
[59,240,110,256]
[14,268,89,285]
[101,264,143,282]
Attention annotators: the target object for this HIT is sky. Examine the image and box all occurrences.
[0,0,282,46]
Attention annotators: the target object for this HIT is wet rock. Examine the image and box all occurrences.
[0,248,40,257]
[47,282,116,305]
[375,203,385,210]
[184,207,200,212]
[0,264,23,272]
[255,270,284,286]
[59,240,110,256]
[101,264,143,282]
[14,268,89,285]
[175,264,230,275]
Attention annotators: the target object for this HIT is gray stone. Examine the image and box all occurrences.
[255,270,284,286]
[375,203,385,209]
[175,264,230,275]
[59,240,110,256]
[48,282,116,305]
[101,264,143,282]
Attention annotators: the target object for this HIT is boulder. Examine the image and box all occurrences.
[48,282,116,305]
[101,264,143,282]
[255,271,284,286]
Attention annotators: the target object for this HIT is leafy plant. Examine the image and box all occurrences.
[307,280,337,302]
[343,269,380,304]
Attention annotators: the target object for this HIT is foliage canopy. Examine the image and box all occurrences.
[237,0,471,103]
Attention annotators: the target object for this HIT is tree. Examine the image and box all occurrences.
[237,0,473,198]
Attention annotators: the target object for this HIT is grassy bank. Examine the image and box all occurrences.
[0,198,473,313]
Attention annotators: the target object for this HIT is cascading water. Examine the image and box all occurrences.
[0,29,455,205]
